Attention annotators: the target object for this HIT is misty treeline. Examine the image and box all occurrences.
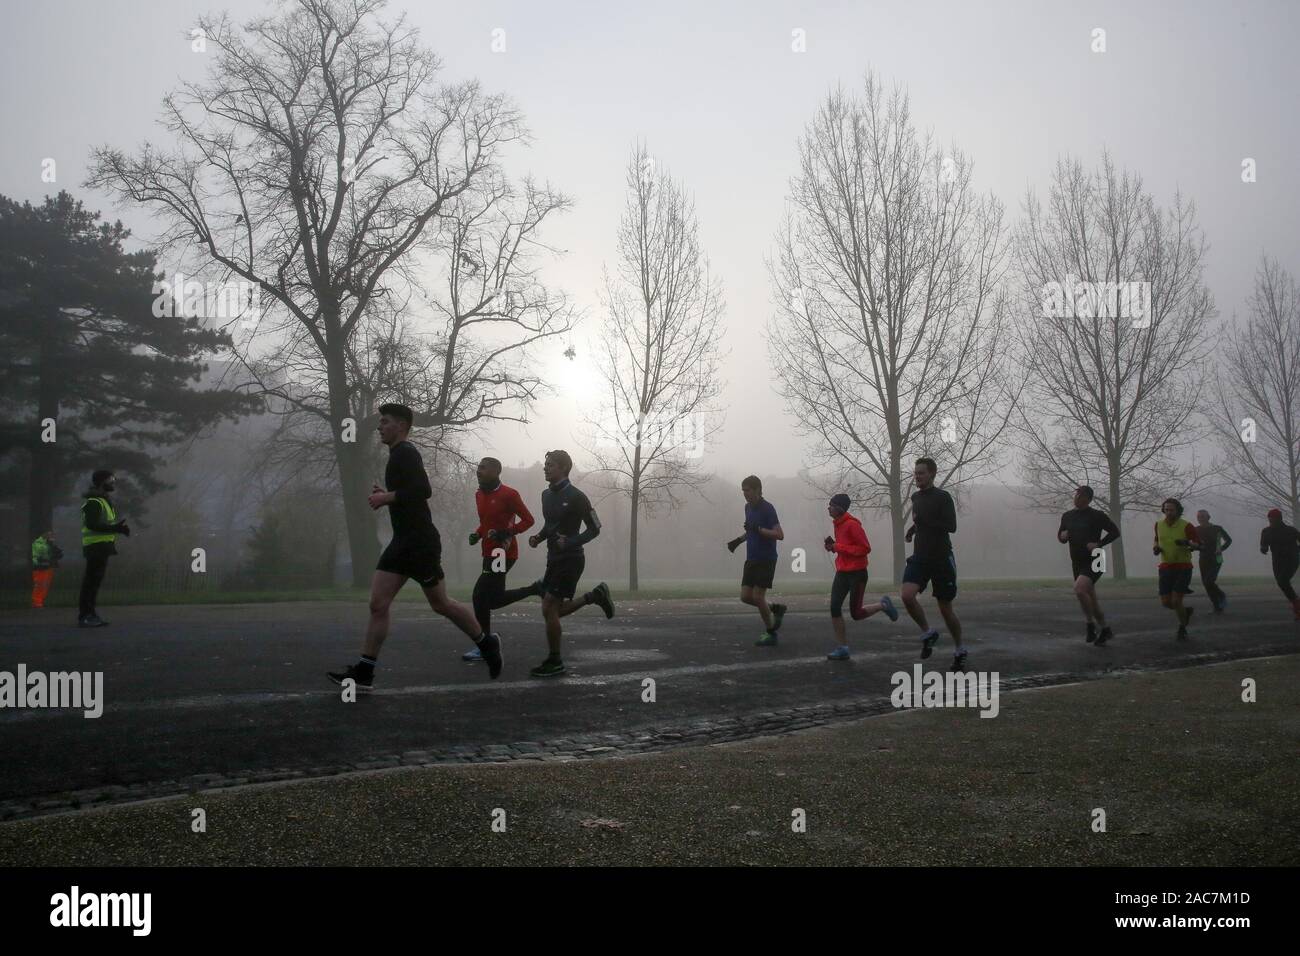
[3,0,1297,590]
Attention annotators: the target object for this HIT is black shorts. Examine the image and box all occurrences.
[542,553,585,600]
[1157,567,1193,596]
[742,559,776,590]
[902,553,957,602]
[377,533,444,587]
[1071,556,1103,583]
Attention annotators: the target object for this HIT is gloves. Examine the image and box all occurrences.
[727,539,741,553]
[823,536,835,552]
[468,532,481,546]
[115,522,131,537]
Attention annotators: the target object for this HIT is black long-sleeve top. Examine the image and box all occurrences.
[385,441,436,541]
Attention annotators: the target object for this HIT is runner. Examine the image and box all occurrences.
[499,450,614,678]
[732,476,786,646]
[1259,508,1300,620]
[1194,509,1232,613]
[823,493,897,660]
[461,456,534,663]
[78,470,131,628]
[327,404,501,689]
[1152,497,1200,640]
[900,457,966,671]
[1056,485,1121,645]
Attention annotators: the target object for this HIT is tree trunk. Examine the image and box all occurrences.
[28,308,59,541]
[1108,464,1127,581]
[325,340,378,588]
[628,442,642,592]
[889,456,905,584]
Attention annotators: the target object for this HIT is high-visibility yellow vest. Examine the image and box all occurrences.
[82,496,117,547]
[1154,517,1194,566]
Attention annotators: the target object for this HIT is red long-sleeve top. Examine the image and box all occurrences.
[475,483,535,561]
[831,512,871,572]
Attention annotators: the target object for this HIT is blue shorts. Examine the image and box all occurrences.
[1158,567,1193,596]
[902,554,957,602]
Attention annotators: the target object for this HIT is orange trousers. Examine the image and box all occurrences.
[31,569,54,608]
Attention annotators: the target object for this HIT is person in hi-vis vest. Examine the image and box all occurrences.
[30,531,63,608]
[79,469,131,627]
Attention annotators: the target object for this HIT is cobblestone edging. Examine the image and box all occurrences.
[0,648,1287,823]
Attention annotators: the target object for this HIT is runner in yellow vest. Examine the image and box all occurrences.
[1152,497,1199,641]
[78,469,131,627]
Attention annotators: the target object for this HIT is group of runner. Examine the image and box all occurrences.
[730,463,1300,670]
[60,400,1300,683]
[326,404,613,689]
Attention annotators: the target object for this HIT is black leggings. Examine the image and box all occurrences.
[1199,560,1225,608]
[830,569,867,619]
[79,547,111,617]
[472,555,517,633]
[1275,559,1299,602]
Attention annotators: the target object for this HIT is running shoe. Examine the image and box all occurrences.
[755,630,779,647]
[78,614,108,628]
[949,650,968,672]
[879,595,899,622]
[462,647,484,662]
[530,657,566,678]
[1176,625,1188,640]
[919,628,940,659]
[1095,626,1113,646]
[589,582,615,619]
[327,664,373,690]
[770,603,787,631]
[1086,621,1097,643]
[479,632,503,679]
[827,645,851,661]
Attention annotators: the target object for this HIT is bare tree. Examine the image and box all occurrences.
[237,176,576,496]
[1013,154,1215,578]
[1208,256,1300,523]
[86,0,540,584]
[768,74,1017,581]
[582,145,726,591]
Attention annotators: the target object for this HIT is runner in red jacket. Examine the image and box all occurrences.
[462,456,535,662]
[823,494,897,660]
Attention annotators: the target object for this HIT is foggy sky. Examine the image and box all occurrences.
[2,0,1298,486]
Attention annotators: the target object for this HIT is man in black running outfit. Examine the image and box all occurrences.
[1057,484,1121,645]
[900,457,966,671]
[497,449,614,678]
[328,403,502,689]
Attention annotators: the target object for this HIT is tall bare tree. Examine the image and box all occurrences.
[1013,154,1215,578]
[582,145,726,591]
[768,74,1016,581]
[1208,256,1300,523]
[86,0,537,583]
[237,176,576,504]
